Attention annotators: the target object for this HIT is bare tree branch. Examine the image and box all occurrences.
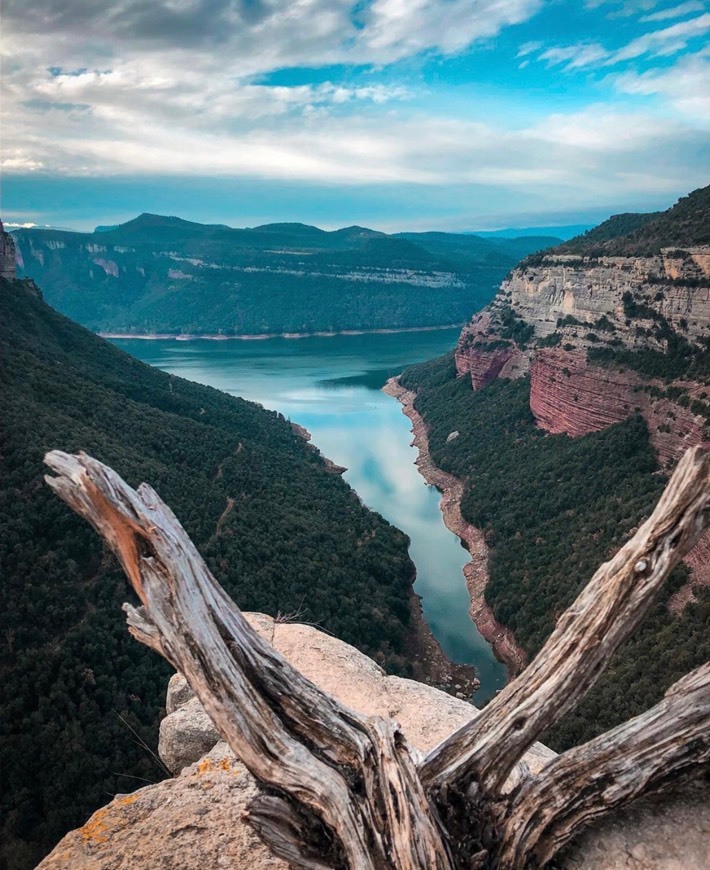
[420,445,709,797]
[45,450,452,870]
[496,662,710,869]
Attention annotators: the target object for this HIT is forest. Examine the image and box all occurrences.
[0,277,417,870]
[11,215,557,336]
[399,352,710,751]
[553,183,710,257]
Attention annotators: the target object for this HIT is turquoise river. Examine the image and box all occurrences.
[113,330,507,702]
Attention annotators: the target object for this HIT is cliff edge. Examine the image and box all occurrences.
[39,613,708,869]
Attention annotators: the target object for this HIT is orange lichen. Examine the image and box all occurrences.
[78,794,140,845]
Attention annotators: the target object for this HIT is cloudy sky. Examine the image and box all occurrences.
[2,0,709,232]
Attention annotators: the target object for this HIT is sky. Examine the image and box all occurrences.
[2,0,709,233]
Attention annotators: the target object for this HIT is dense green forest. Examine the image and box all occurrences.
[555,184,710,257]
[12,215,556,336]
[0,277,417,869]
[399,353,709,750]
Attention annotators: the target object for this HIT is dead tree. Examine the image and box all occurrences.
[44,446,709,869]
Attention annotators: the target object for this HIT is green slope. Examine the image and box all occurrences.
[399,353,709,751]
[556,184,710,256]
[0,277,415,869]
[12,215,526,335]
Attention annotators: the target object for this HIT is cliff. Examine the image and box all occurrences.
[39,613,710,870]
[455,188,709,612]
[0,220,17,279]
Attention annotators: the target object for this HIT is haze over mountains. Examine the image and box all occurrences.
[12,216,559,337]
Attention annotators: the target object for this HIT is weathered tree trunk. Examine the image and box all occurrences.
[44,445,709,869]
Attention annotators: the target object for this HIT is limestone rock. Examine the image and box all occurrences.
[159,696,219,775]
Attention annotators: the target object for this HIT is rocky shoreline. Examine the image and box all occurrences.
[383,376,527,677]
[100,323,462,342]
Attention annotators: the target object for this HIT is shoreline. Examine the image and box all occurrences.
[383,376,527,678]
[100,323,463,342]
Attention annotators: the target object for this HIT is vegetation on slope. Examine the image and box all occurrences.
[0,277,415,869]
[399,353,709,750]
[556,184,710,256]
[13,215,553,336]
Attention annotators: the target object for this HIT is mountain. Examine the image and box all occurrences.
[0,265,419,868]
[471,224,593,240]
[398,185,710,750]
[554,186,710,256]
[12,215,545,337]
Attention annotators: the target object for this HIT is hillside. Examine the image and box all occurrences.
[0,275,418,869]
[11,215,557,336]
[398,185,710,749]
[555,185,710,256]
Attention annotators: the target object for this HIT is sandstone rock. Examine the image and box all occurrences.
[0,220,16,280]
[38,743,287,870]
[159,696,219,774]
[166,672,194,714]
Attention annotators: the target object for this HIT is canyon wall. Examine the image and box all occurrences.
[457,247,710,464]
[456,247,710,600]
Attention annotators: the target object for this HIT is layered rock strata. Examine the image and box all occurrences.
[40,612,710,869]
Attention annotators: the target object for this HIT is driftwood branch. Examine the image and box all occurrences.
[420,445,709,797]
[45,445,709,869]
[44,450,451,870]
[497,662,710,869]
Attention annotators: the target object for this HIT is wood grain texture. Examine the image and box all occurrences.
[44,445,709,869]
[496,662,710,869]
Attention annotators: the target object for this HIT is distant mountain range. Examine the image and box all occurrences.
[470,223,594,240]
[11,215,560,336]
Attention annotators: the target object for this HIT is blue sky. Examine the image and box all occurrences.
[2,0,709,232]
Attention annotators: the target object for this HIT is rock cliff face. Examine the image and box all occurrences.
[0,220,16,279]
[457,248,710,463]
[38,613,710,870]
[456,245,710,601]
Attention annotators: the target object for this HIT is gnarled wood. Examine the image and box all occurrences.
[420,445,709,797]
[44,450,452,870]
[497,662,710,869]
[45,446,709,869]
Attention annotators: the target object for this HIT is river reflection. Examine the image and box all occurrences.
[112,330,507,701]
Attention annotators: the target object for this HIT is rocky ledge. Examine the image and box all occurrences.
[39,612,709,869]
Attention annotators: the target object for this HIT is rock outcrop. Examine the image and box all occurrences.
[39,612,709,869]
[0,220,17,279]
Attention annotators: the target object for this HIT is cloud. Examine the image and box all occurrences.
[531,11,710,71]
[2,0,543,72]
[610,49,710,120]
[641,1,705,23]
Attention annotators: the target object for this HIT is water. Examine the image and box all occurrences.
[112,330,507,701]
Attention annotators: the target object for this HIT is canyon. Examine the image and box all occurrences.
[455,236,710,607]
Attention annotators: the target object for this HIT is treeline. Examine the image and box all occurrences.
[553,183,710,257]
[399,353,709,750]
[0,277,415,869]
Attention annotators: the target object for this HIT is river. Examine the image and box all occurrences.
[112,330,507,702]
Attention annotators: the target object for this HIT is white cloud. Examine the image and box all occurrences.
[611,49,710,120]
[641,1,704,23]
[540,43,611,69]
[612,12,710,61]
